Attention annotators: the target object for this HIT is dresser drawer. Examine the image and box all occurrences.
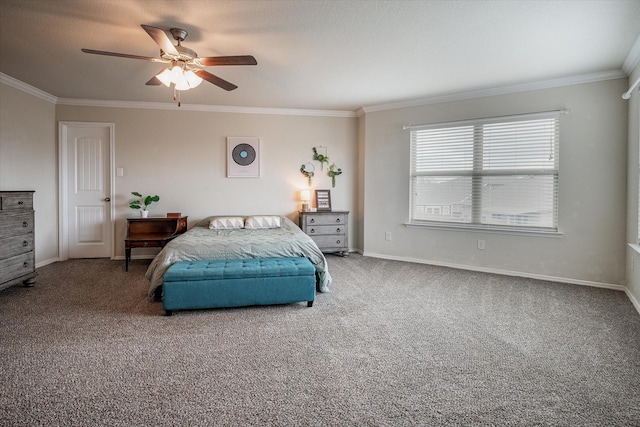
[304,213,347,226]
[1,194,33,210]
[0,211,34,238]
[309,235,347,249]
[0,252,35,284]
[0,234,34,259]
[305,224,346,236]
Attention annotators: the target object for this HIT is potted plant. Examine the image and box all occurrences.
[129,192,160,217]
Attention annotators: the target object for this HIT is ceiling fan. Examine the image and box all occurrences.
[82,24,257,102]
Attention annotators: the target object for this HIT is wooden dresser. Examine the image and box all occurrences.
[0,191,36,291]
[299,210,349,256]
[125,216,188,271]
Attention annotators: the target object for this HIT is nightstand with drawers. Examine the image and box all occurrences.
[299,210,349,256]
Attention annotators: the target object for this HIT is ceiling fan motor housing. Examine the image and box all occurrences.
[170,28,188,42]
[162,45,198,62]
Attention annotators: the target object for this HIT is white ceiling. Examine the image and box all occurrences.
[1,0,639,112]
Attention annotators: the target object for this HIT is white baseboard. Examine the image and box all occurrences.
[361,251,626,291]
[625,288,640,316]
[113,255,157,261]
[36,257,60,269]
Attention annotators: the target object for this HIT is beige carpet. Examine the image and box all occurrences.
[1,254,639,426]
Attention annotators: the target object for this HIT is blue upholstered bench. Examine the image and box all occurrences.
[162,257,316,315]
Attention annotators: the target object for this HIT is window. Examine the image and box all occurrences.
[409,112,560,232]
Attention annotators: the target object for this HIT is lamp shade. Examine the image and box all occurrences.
[300,189,311,201]
[156,65,203,91]
[156,68,173,87]
[184,70,203,88]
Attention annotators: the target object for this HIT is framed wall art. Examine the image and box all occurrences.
[315,189,332,211]
[227,137,260,177]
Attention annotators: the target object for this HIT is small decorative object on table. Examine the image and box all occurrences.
[300,190,311,212]
[129,192,160,217]
[315,189,331,211]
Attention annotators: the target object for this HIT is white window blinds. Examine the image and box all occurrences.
[410,112,560,231]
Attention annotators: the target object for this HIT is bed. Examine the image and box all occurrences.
[145,215,332,298]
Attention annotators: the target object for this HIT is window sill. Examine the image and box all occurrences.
[404,221,564,238]
[629,243,640,255]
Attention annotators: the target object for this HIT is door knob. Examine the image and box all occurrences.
[104,197,111,202]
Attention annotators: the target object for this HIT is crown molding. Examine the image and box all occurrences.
[359,69,627,114]
[2,69,628,118]
[0,73,58,104]
[622,34,640,75]
[56,98,357,118]
[0,72,355,118]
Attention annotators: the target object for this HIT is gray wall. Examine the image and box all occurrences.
[54,105,359,260]
[625,62,640,308]
[361,79,628,287]
[0,84,58,265]
[2,76,636,302]
[1,81,359,264]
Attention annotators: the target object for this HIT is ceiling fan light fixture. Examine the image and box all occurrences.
[184,69,203,88]
[156,64,202,91]
[156,68,173,87]
[174,79,190,91]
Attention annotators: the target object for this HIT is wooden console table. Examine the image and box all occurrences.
[125,216,187,271]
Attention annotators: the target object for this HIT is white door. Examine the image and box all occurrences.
[59,122,114,259]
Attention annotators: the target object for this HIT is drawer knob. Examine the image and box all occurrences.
[310,228,315,234]
[336,228,341,233]
[336,218,341,223]
[23,240,28,247]
[336,240,341,244]
[310,218,315,223]
[23,262,29,268]
[18,201,24,205]
[22,221,28,227]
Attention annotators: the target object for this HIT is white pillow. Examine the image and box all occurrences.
[244,215,281,229]
[209,217,245,229]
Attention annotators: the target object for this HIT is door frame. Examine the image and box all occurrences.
[58,121,115,260]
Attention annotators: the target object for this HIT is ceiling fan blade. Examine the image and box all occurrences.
[198,55,258,67]
[146,76,162,86]
[81,48,163,62]
[194,69,238,91]
[141,24,179,56]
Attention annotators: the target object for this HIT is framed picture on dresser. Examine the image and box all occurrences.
[315,189,332,211]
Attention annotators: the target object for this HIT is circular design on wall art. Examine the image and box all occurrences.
[232,143,256,166]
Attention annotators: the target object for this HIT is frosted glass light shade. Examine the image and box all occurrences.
[184,70,203,88]
[155,65,203,91]
[156,68,173,87]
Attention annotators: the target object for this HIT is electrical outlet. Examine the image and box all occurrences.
[477,239,485,250]
[385,232,392,241]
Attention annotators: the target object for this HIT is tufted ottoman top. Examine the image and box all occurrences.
[163,257,315,282]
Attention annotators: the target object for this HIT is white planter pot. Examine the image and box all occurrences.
[140,210,149,218]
